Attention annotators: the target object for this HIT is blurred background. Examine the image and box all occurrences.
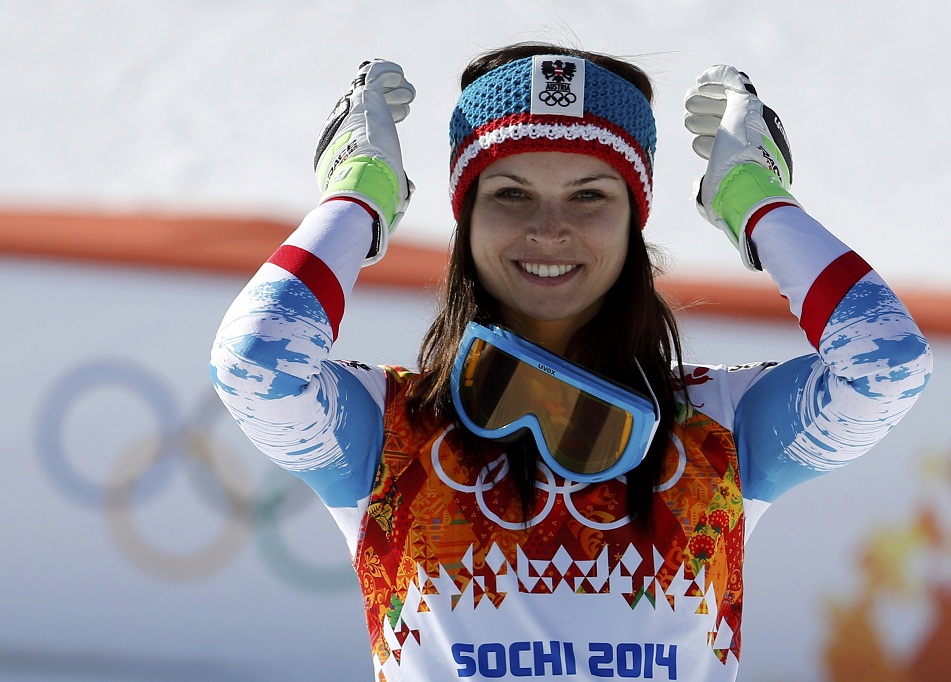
[2,1,949,680]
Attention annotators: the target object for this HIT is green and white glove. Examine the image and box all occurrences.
[314,59,415,265]
[684,65,800,270]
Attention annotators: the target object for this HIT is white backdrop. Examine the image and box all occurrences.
[2,256,947,681]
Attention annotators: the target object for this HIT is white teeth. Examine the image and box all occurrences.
[519,262,577,278]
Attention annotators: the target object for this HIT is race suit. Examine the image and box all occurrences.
[210,198,931,681]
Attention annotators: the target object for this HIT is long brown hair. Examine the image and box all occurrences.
[406,43,686,529]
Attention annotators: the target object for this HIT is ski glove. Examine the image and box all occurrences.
[314,59,415,265]
[684,65,799,270]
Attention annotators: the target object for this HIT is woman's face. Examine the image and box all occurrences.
[470,151,631,350]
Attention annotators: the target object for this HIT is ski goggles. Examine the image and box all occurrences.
[450,322,660,483]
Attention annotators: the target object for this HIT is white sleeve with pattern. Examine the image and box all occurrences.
[723,206,932,530]
[209,200,387,526]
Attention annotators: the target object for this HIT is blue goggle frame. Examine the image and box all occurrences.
[450,322,660,483]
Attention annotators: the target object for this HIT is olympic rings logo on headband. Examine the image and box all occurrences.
[33,357,355,592]
[538,90,578,107]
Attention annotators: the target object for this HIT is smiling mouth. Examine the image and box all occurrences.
[518,262,578,278]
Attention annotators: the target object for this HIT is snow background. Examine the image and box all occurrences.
[3,0,948,287]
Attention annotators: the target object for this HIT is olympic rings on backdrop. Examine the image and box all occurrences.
[185,392,312,521]
[35,359,180,509]
[254,466,357,592]
[104,432,251,581]
[34,357,354,592]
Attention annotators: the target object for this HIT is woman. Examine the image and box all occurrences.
[210,44,931,681]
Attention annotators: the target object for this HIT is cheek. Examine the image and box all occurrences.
[469,221,490,267]
[468,222,504,289]
[470,205,516,265]
[587,211,631,266]
[603,237,629,285]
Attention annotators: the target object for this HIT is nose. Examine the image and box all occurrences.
[528,201,569,244]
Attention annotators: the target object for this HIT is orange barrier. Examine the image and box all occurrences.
[0,208,448,289]
[1,207,948,335]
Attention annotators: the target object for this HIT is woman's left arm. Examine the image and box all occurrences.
[732,204,931,504]
[684,66,932,507]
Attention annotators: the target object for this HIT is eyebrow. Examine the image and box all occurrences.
[566,174,624,188]
[481,172,624,187]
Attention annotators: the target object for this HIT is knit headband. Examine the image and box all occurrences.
[449,54,656,228]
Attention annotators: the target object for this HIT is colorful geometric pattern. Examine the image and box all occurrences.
[355,368,746,677]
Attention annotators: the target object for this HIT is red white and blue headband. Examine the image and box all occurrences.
[449,54,657,228]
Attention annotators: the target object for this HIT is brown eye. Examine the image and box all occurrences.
[575,190,606,202]
[495,188,528,201]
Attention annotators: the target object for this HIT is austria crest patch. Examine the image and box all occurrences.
[531,54,585,117]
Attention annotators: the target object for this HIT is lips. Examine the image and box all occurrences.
[517,262,579,278]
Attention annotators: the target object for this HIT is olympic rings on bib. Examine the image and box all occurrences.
[34,357,354,592]
[430,424,687,532]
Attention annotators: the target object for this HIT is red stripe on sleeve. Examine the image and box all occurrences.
[267,244,345,341]
[745,201,799,239]
[322,196,378,220]
[800,250,873,348]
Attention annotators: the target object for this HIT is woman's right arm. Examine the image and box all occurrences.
[209,60,415,515]
[210,199,387,512]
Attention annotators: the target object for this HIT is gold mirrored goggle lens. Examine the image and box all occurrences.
[459,339,634,475]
